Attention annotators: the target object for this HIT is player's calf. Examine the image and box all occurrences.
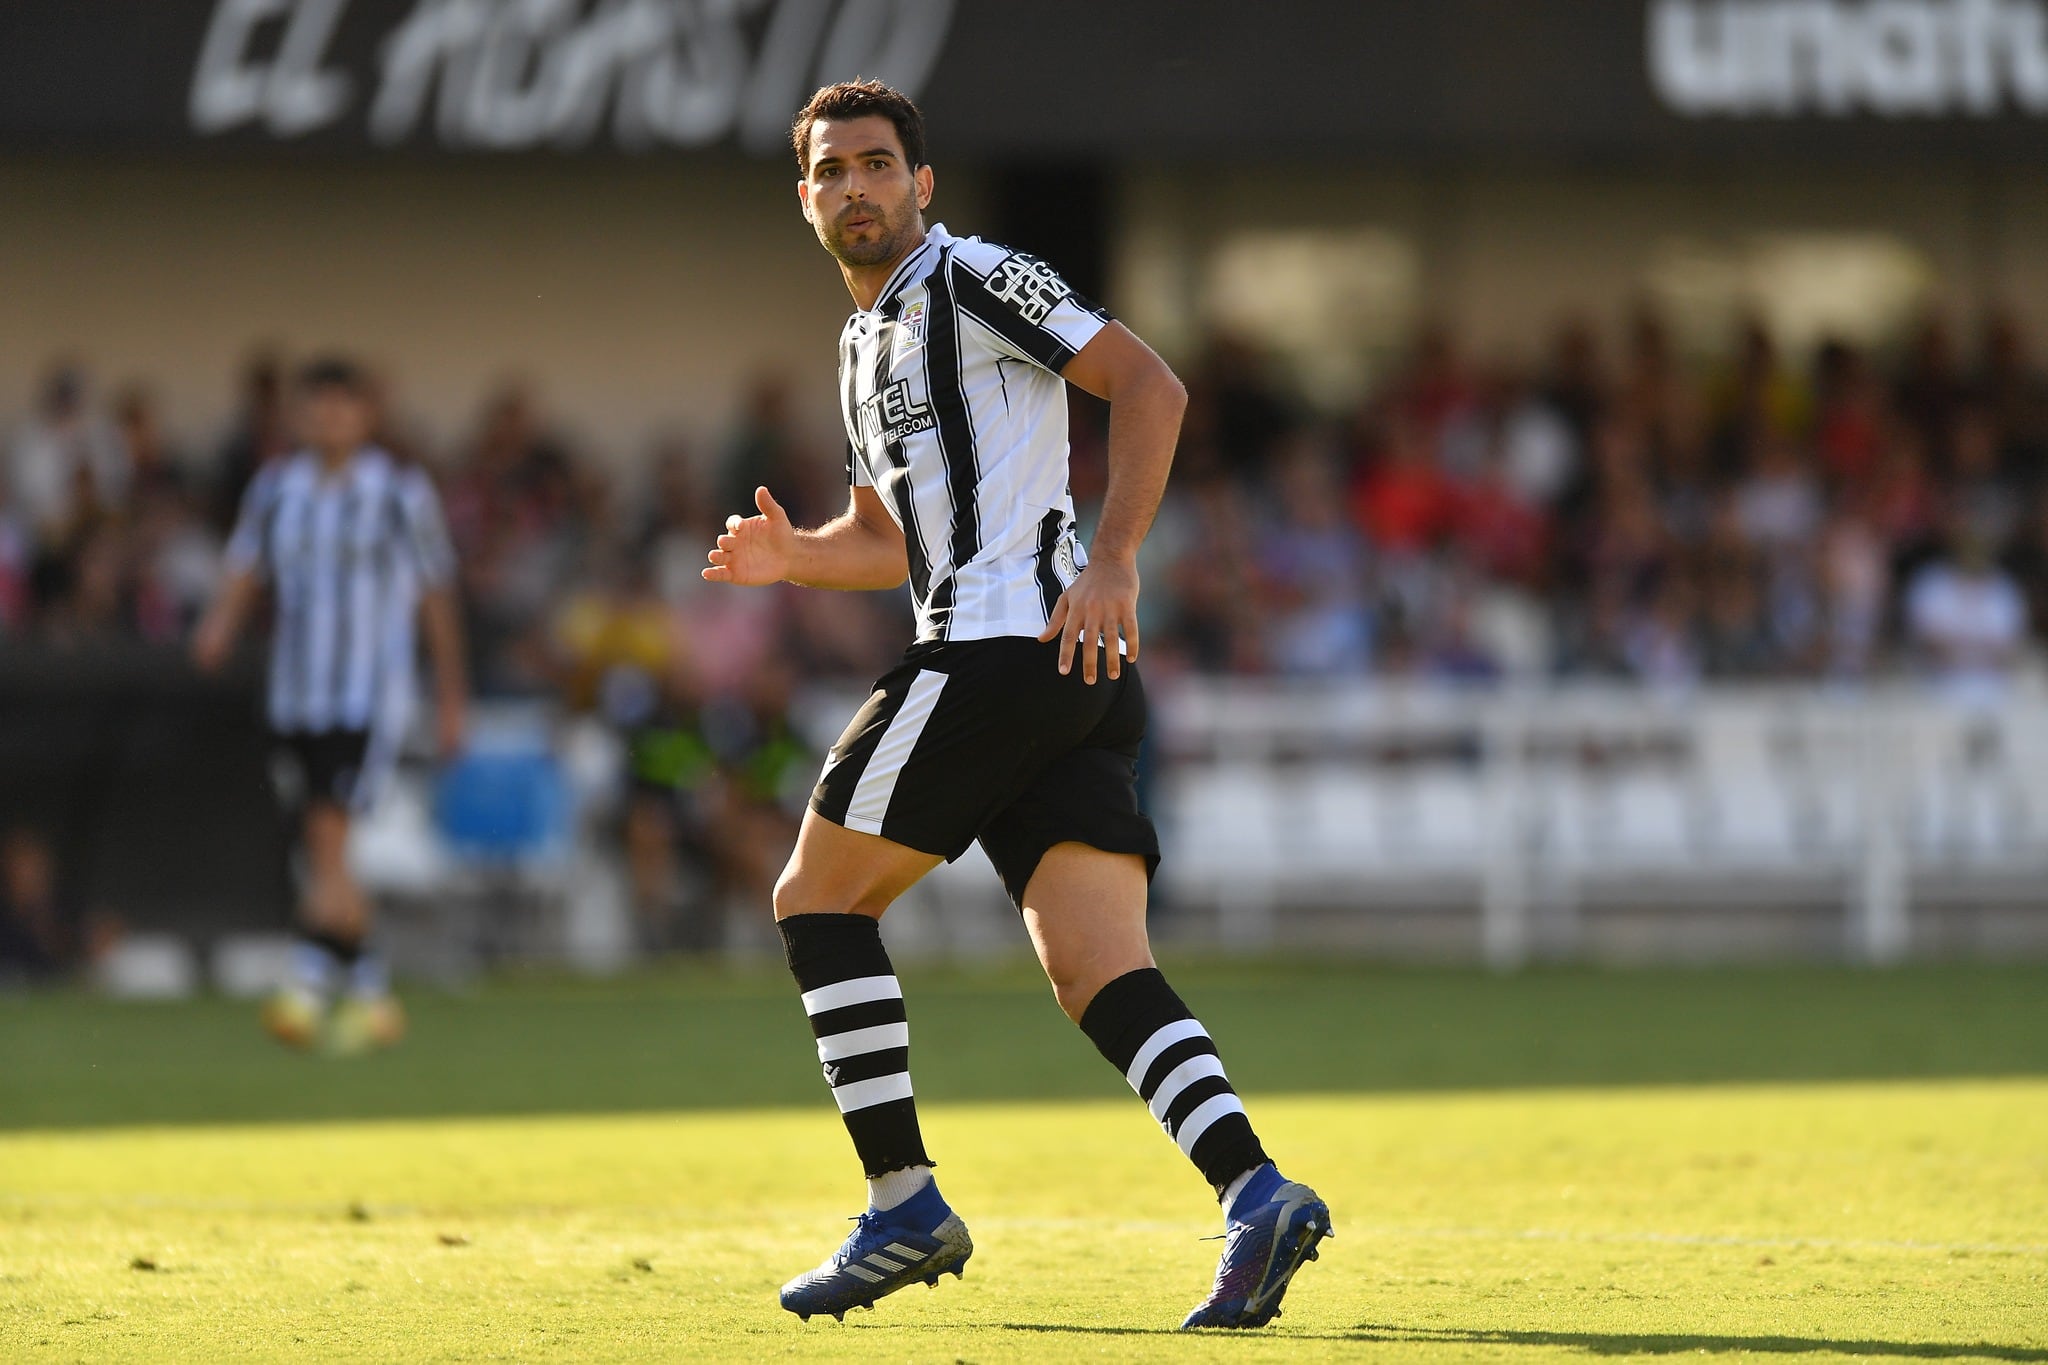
[1075,967,1331,1327]
[777,911,974,1318]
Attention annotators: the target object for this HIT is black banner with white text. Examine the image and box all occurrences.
[0,0,2042,161]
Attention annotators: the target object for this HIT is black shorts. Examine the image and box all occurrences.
[811,635,1161,907]
[272,728,372,812]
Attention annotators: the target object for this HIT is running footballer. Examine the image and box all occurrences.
[704,80,1331,1331]
[193,359,466,1055]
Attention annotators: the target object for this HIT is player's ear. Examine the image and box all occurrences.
[914,163,934,211]
[797,179,814,223]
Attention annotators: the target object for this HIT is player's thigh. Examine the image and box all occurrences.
[1020,842,1155,1020]
[773,808,941,921]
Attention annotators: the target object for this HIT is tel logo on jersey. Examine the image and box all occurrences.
[858,378,935,446]
[986,253,1071,326]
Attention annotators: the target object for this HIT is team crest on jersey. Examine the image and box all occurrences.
[893,301,927,362]
[986,252,1071,326]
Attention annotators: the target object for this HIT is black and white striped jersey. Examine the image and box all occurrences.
[838,223,1110,642]
[224,446,454,734]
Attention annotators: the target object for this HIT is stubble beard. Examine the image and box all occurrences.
[821,197,918,271]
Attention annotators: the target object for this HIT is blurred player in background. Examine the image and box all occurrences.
[192,358,466,1054]
[704,80,1330,1331]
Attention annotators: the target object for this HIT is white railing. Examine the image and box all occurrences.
[1153,680,2048,964]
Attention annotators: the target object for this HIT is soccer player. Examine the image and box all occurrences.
[703,81,1330,1331]
[192,358,466,1054]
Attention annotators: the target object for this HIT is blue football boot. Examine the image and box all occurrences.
[780,1179,973,1322]
[1180,1163,1332,1329]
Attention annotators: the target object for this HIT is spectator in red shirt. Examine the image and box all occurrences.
[1451,453,1551,588]
[1351,412,1453,555]
[1812,340,1886,486]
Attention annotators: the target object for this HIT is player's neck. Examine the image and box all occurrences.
[841,220,927,313]
[313,444,359,476]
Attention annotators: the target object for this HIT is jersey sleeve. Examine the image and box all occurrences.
[222,466,280,578]
[950,247,1113,374]
[395,469,456,587]
[846,440,874,488]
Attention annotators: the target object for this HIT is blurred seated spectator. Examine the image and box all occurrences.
[1906,527,2027,706]
[1817,504,1890,681]
[0,827,81,986]
[1450,449,1551,588]
[1350,412,1453,556]
[209,347,290,535]
[1544,315,1610,445]
[1945,405,2020,551]
[447,381,592,695]
[699,663,814,926]
[1161,470,1264,674]
[7,363,129,552]
[1417,578,1503,685]
[1698,559,1780,679]
[2001,489,2048,639]
[1438,366,1578,508]
[1188,334,1295,478]
[551,553,681,716]
[1390,323,1474,439]
[1709,317,1808,473]
[114,385,188,502]
[1812,339,1887,485]
[1868,424,1942,575]
[717,374,837,529]
[1625,572,1703,690]
[1262,440,1373,676]
[1895,313,1966,448]
[1733,436,1822,552]
[619,662,814,955]
[1977,311,2048,473]
[0,478,27,635]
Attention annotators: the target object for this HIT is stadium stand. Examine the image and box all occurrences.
[5,307,2048,967]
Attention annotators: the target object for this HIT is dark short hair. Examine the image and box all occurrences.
[298,356,366,394]
[791,78,926,173]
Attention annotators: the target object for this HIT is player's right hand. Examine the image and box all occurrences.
[703,485,795,587]
[190,617,232,674]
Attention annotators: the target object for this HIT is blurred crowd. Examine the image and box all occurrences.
[6,311,2047,952]
[1145,310,2048,703]
[9,313,2048,706]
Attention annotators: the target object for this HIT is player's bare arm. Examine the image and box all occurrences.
[1037,321,1188,683]
[418,585,469,757]
[701,483,907,591]
[191,566,263,674]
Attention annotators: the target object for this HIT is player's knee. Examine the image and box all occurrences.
[771,869,876,921]
[1041,956,1103,1023]
[1049,977,1093,1024]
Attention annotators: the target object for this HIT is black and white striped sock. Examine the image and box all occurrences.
[778,913,932,1179]
[1078,967,1269,1194]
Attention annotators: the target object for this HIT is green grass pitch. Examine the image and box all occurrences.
[3,962,2045,1362]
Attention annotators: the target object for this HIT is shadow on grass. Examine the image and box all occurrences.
[990,1321,2048,1359]
[1347,1324,2048,1359]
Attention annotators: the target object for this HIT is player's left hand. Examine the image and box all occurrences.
[1038,556,1139,684]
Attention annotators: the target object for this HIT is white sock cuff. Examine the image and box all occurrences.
[866,1164,933,1212]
